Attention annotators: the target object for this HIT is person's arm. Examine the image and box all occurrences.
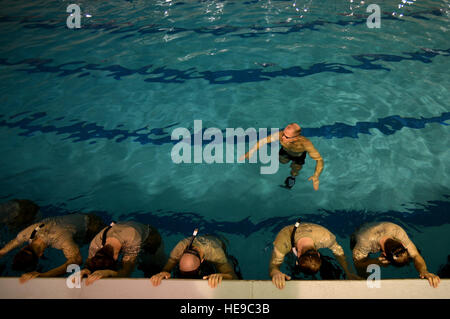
[0,238,22,257]
[240,131,280,160]
[0,225,32,257]
[412,254,440,288]
[215,262,236,279]
[84,256,138,286]
[203,261,236,288]
[328,240,361,279]
[117,256,137,277]
[161,257,178,273]
[19,242,83,283]
[303,141,323,191]
[392,226,440,287]
[335,254,362,280]
[269,248,291,290]
[269,252,283,278]
[150,240,188,286]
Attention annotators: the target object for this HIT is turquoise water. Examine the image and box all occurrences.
[0,0,449,280]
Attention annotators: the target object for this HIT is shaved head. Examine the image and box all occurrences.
[179,253,201,272]
[285,123,301,135]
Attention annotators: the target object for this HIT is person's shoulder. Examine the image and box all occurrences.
[376,221,405,233]
[299,137,317,150]
[278,224,294,235]
[177,236,191,246]
[299,136,311,144]
[273,225,293,243]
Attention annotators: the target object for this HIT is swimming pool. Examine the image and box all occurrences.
[0,0,449,280]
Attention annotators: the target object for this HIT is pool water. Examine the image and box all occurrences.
[0,0,449,280]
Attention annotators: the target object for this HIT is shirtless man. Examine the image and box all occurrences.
[269,220,360,289]
[150,230,238,288]
[351,221,440,288]
[0,213,105,283]
[241,123,323,190]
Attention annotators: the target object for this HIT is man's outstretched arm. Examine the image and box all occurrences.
[240,132,280,160]
[0,238,22,258]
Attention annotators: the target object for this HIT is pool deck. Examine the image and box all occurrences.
[0,278,448,299]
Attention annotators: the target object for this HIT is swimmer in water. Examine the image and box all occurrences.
[269,220,361,290]
[351,221,440,288]
[150,229,239,288]
[80,221,166,285]
[0,213,105,283]
[240,123,323,190]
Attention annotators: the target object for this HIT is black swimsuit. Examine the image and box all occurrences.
[279,148,307,165]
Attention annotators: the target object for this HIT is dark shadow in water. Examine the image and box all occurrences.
[437,255,450,278]
[0,6,443,40]
[16,195,448,240]
[0,193,448,278]
[0,111,448,146]
[0,48,448,84]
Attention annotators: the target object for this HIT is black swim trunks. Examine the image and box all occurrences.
[279,148,307,165]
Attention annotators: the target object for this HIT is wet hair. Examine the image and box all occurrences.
[319,255,344,280]
[84,246,117,272]
[7,199,40,230]
[384,239,409,267]
[297,249,322,275]
[12,245,39,272]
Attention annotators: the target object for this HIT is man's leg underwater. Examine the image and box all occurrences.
[290,163,303,177]
[279,155,295,188]
[283,163,302,189]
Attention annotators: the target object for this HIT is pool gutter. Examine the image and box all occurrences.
[0,278,448,299]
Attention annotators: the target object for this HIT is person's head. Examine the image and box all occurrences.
[296,249,322,275]
[384,238,409,267]
[12,245,39,272]
[6,199,40,231]
[84,245,117,272]
[178,250,204,278]
[282,123,301,144]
